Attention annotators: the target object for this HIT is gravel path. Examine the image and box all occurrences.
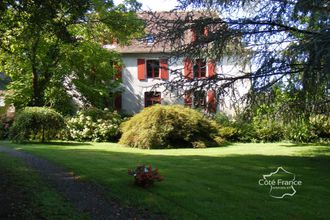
[0,145,153,220]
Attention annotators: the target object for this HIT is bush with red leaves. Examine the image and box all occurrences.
[128,165,164,188]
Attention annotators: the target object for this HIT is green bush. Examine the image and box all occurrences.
[0,116,14,140]
[9,107,65,142]
[119,105,223,149]
[284,115,330,143]
[214,112,231,126]
[218,126,239,141]
[284,119,316,142]
[66,108,122,142]
[252,117,284,142]
[309,114,330,139]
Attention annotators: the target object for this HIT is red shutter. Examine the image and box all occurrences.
[184,91,192,107]
[204,26,209,36]
[207,90,217,113]
[114,94,122,111]
[184,58,193,79]
[191,29,196,42]
[160,59,168,80]
[137,59,145,80]
[208,61,215,78]
[114,64,122,80]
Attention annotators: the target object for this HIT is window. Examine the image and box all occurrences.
[145,35,155,44]
[184,90,216,112]
[146,60,160,78]
[0,96,5,107]
[145,92,161,107]
[193,90,206,108]
[192,26,208,41]
[193,59,206,78]
[139,35,155,44]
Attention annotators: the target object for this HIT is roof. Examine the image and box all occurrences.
[105,11,220,54]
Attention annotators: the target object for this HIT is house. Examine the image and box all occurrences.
[106,11,250,116]
[0,72,15,117]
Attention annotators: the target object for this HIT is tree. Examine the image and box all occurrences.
[0,0,144,114]
[147,0,329,117]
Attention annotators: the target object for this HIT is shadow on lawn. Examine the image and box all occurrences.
[7,143,330,219]
[280,142,330,147]
[18,141,93,147]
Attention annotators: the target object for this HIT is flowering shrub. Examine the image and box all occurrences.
[9,107,65,142]
[128,165,164,188]
[66,108,122,142]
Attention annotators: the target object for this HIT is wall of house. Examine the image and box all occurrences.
[217,57,251,117]
[120,53,250,115]
[121,53,183,114]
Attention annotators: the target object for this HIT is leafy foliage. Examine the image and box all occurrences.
[148,0,329,117]
[9,107,65,142]
[214,111,330,143]
[0,0,144,111]
[0,115,14,140]
[65,108,122,142]
[119,105,224,149]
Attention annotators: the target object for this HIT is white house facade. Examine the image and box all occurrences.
[107,12,251,116]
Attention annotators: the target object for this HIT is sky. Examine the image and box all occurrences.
[114,0,179,11]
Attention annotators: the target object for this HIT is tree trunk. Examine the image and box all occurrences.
[32,68,43,106]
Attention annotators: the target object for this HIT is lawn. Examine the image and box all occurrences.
[0,152,85,219]
[3,141,330,219]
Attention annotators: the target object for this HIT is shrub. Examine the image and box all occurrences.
[284,115,330,143]
[219,126,239,141]
[0,116,14,140]
[284,119,316,142]
[119,105,223,149]
[66,108,122,142]
[214,112,231,126]
[252,117,284,142]
[309,114,330,139]
[9,107,65,142]
[128,165,164,188]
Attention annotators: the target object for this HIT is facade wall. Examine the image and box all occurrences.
[120,53,250,115]
[121,53,183,114]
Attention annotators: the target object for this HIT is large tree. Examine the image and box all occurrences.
[0,0,144,114]
[148,0,329,116]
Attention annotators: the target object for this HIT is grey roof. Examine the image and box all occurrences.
[106,11,219,54]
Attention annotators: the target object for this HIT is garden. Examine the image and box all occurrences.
[0,104,329,219]
[0,0,329,218]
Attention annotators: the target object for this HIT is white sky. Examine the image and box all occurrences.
[114,0,179,11]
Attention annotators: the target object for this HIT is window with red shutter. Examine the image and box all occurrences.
[191,26,208,42]
[145,92,161,107]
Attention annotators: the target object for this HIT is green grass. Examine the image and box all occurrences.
[3,141,330,219]
[0,152,86,219]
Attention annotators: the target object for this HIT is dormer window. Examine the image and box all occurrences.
[192,26,208,42]
[138,34,155,44]
[145,35,155,44]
